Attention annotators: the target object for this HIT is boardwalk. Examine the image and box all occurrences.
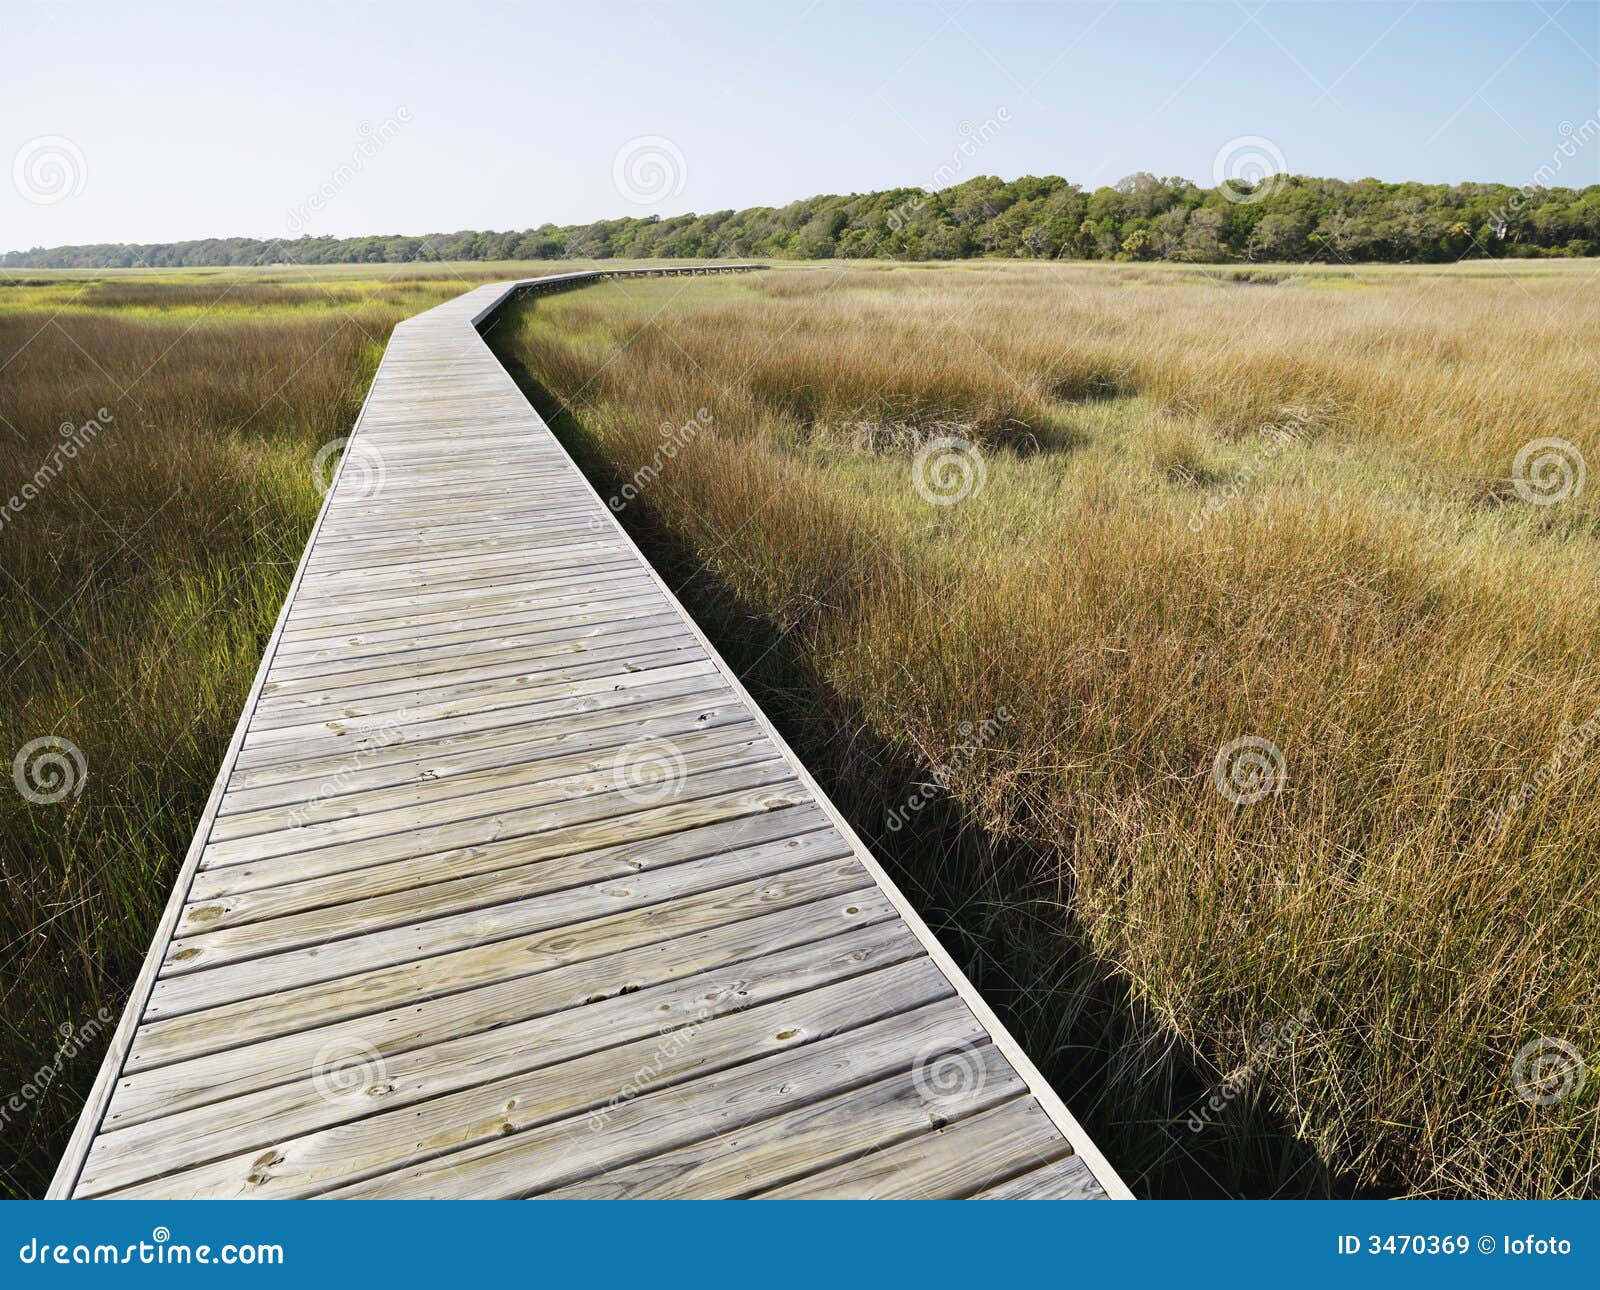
[50,267,1128,1200]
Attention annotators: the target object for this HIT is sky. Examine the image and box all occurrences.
[4,0,1599,251]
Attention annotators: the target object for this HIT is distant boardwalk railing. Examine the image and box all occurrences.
[49,265,1130,1200]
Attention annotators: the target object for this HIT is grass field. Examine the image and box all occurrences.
[0,264,564,1197]
[2,258,1595,1199]
[486,259,1600,1198]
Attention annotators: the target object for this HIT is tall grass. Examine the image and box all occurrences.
[489,261,1600,1198]
[0,268,509,1197]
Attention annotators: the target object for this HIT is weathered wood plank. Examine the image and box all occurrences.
[230,665,723,771]
[152,851,863,1013]
[972,1153,1108,1199]
[166,819,846,975]
[192,766,812,899]
[757,1097,1074,1199]
[144,857,873,1031]
[245,641,706,732]
[236,658,717,757]
[257,609,680,691]
[190,758,797,889]
[89,937,937,1198]
[132,888,893,1080]
[216,689,740,816]
[262,595,671,678]
[188,786,817,922]
[542,1043,1023,1199]
[326,998,982,1200]
[208,719,763,843]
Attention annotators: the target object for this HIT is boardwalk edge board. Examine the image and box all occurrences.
[49,265,1131,1201]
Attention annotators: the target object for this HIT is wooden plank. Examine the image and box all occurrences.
[325,998,982,1200]
[257,606,678,689]
[229,666,723,772]
[144,857,873,1031]
[244,641,706,733]
[289,555,642,611]
[542,1042,1023,1199]
[86,933,935,1198]
[193,765,811,899]
[262,594,670,678]
[302,512,601,559]
[189,784,816,920]
[131,889,895,1083]
[152,848,860,1017]
[191,755,795,885]
[307,515,611,550]
[216,689,741,816]
[972,1153,1108,1199]
[757,1097,1074,1199]
[295,540,628,593]
[254,623,694,707]
[274,569,653,641]
[207,719,763,843]
[234,658,717,757]
[166,818,846,975]
[249,626,699,718]
[269,584,667,659]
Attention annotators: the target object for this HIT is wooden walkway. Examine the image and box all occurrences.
[50,266,1129,1200]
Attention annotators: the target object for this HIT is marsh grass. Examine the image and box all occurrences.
[5,257,1595,1200]
[490,260,1600,1198]
[0,266,528,1196]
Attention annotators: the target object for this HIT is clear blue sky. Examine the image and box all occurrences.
[4,0,1597,250]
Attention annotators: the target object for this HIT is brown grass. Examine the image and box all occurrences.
[490,260,1600,1198]
[0,270,498,1196]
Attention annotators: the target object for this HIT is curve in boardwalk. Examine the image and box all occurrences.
[50,266,1129,1200]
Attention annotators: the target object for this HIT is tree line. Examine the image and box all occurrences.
[8,172,1600,269]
